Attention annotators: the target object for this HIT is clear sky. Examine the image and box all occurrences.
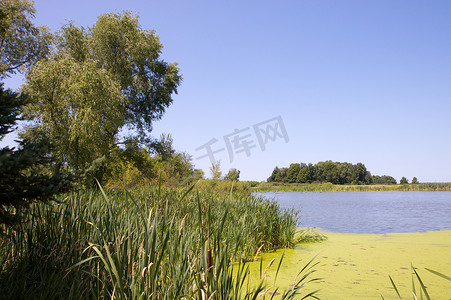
[2,0,451,182]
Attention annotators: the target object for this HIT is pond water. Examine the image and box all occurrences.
[255,191,451,233]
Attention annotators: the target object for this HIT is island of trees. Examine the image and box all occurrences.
[267,161,405,185]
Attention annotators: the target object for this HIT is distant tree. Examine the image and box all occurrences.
[317,161,340,184]
[268,161,397,185]
[364,171,373,185]
[411,177,419,184]
[267,167,280,182]
[209,161,222,180]
[152,133,176,161]
[193,169,205,180]
[224,168,240,181]
[267,166,288,183]
[372,175,397,185]
[296,166,310,183]
[276,167,288,182]
[400,177,408,184]
[354,163,371,184]
[337,162,354,184]
[286,163,301,183]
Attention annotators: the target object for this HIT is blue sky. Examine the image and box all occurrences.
[2,0,451,182]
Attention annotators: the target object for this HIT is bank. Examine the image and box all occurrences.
[252,182,451,193]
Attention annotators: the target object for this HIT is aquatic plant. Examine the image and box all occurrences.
[0,181,319,299]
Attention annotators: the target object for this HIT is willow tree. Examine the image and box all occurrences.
[22,11,182,175]
[0,0,52,77]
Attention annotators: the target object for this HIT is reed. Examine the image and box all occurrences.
[0,182,318,299]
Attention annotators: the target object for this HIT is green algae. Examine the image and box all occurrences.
[248,230,451,299]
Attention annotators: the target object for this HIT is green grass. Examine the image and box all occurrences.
[0,182,320,299]
[253,182,451,192]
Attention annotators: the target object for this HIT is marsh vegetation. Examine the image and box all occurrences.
[0,183,322,299]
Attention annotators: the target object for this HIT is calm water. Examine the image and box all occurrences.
[255,191,451,234]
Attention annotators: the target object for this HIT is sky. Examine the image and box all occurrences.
[2,0,451,182]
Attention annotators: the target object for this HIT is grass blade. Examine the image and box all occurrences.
[425,268,451,281]
[412,266,431,300]
[389,275,401,299]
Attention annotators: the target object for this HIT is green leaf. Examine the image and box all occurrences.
[425,268,451,282]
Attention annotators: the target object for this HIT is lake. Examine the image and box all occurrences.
[255,191,451,234]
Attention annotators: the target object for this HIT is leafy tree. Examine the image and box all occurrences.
[315,161,340,184]
[224,168,240,181]
[0,84,70,229]
[411,177,419,184]
[276,167,288,182]
[337,162,354,184]
[0,1,70,229]
[400,177,408,184]
[21,11,182,178]
[152,133,176,161]
[267,166,280,182]
[209,161,222,180]
[193,169,205,180]
[103,133,198,188]
[0,0,52,78]
[268,161,384,185]
[296,166,310,183]
[372,175,397,185]
[22,56,124,172]
[353,163,371,184]
[286,163,301,183]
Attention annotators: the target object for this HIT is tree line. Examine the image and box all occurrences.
[267,161,415,185]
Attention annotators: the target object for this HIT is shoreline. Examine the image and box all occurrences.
[252,182,451,193]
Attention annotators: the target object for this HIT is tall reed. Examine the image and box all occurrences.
[0,182,318,299]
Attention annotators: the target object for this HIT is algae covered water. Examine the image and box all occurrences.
[248,230,451,299]
[255,191,451,233]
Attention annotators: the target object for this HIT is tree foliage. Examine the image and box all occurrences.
[0,1,71,229]
[22,56,124,171]
[224,168,240,181]
[102,134,199,188]
[0,0,52,78]
[0,82,26,137]
[267,161,374,185]
[400,177,408,184]
[286,163,301,183]
[0,85,70,228]
[372,175,397,185]
[22,11,182,175]
[209,161,222,180]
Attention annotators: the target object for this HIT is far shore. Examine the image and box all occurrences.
[252,182,451,193]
